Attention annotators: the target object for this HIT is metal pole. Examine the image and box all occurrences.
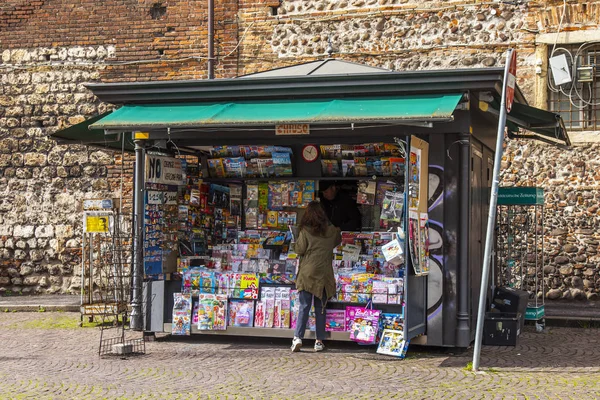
[81,230,86,307]
[130,138,146,331]
[456,132,471,348]
[472,49,513,371]
[208,0,215,79]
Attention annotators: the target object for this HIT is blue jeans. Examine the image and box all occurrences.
[294,290,326,341]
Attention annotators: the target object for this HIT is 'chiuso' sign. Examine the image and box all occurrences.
[497,187,544,205]
[145,155,186,185]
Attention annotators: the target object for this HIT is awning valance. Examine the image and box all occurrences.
[87,94,464,131]
[483,99,570,146]
[51,112,135,152]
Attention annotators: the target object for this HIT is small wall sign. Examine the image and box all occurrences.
[275,124,310,135]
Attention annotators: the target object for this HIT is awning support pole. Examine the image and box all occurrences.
[473,49,513,371]
[130,138,146,331]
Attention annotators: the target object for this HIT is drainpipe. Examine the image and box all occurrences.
[208,0,215,79]
[456,132,471,347]
[130,138,146,331]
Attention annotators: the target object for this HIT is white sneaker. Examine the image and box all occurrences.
[314,341,325,352]
[291,337,302,352]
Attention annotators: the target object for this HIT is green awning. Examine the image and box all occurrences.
[483,99,570,146]
[51,112,135,152]
[89,94,464,130]
[506,102,570,146]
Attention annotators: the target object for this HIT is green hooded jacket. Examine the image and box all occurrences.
[294,225,342,302]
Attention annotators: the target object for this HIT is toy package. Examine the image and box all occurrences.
[376,330,409,358]
[280,299,291,328]
[290,290,299,329]
[379,313,404,333]
[348,306,381,344]
[325,309,346,332]
[254,300,266,327]
[172,293,192,336]
[227,299,255,327]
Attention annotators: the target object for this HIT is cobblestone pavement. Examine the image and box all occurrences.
[0,312,599,399]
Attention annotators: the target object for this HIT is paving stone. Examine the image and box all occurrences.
[0,312,599,399]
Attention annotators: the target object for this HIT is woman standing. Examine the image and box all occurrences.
[291,201,342,352]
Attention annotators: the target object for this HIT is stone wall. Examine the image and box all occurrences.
[1,0,599,299]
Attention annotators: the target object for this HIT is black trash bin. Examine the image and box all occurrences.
[483,312,521,346]
[490,286,529,330]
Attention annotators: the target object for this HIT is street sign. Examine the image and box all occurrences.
[506,50,517,113]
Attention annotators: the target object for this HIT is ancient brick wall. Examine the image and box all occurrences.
[1,0,599,300]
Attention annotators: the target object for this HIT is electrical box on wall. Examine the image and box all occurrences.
[549,54,572,86]
[577,66,594,83]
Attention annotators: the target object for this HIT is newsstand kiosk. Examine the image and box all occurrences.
[54,60,570,350]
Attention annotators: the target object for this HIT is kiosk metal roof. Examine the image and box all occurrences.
[52,60,571,149]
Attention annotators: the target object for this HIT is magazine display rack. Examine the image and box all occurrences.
[495,187,545,324]
[141,140,428,358]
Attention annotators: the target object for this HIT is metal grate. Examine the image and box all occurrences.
[548,44,600,130]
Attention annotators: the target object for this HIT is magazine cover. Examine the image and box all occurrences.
[349,307,381,344]
[376,329,409,358]
[223,157,246,178]
[321,160,341,177]
[375,181,397,206]
[197,293,227,330]
[390,157,405,177]
[325,309,346,332]
[356,181,376,205]
[419,212,430,275]
[257,158,275,178]
[408,210,422,275]
[353,157,367,176]
[172,293,192,336]
[379,313,404,331]
[272,152,293,177]
[227,299,255,327]
[380,190,404,223]
[342,159,356,177]
[409,147,421,209]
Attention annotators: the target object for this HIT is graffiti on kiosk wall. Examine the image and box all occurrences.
[426,165,446,325]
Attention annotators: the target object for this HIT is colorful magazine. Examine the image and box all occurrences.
[172,293,192,336]
[349,307,381,344]
[197,293,227,330]
[419,212,430,275]
[325,309,346,332]
[357,181,376,205]
[227,299,255,327]
[342,159,356,177]
[376,329,409,358]
[321,160,341,177]
[408,210,422,275]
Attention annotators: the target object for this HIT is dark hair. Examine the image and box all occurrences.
[299,201,328,236]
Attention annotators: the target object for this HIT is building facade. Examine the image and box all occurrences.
[0,0,599,300]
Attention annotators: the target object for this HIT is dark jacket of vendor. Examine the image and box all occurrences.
[294,224,342,302]
[319,182,362,231]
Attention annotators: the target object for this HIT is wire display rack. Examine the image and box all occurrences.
[495,187,545,326]
[80,199,145,356]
